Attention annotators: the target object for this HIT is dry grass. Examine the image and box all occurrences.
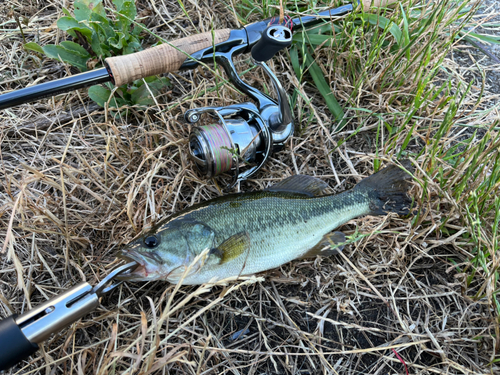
[1,0,499,374]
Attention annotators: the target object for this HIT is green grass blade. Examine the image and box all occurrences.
[301,47,345,130]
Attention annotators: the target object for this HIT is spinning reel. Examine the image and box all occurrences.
[185,24,294,189]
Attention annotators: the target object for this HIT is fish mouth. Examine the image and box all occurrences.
[117,248,190,283]
[116,248,159,281]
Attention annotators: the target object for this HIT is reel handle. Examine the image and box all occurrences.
[251,25,292,62]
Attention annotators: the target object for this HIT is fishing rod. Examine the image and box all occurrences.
[0,5,356,110]
[0,1,394,110]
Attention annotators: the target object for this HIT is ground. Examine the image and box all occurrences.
[0,1,499,374]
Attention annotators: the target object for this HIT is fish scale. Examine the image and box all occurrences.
[174,190,372,284]
[119,163,413,285]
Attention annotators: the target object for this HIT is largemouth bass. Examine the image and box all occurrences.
[119,162,413,284]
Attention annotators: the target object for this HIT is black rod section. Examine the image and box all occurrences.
[0,68,111,110]
[291,4,353,29]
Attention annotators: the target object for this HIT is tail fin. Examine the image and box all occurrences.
[355,160,414,216]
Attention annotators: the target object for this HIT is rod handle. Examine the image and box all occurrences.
[105,29,231,87]
[0,315,39,371]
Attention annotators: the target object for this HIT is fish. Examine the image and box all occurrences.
[118,161,413,285]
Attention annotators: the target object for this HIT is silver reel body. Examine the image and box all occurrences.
[185,25,294,189]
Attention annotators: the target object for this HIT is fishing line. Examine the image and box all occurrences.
[199,123,234,176]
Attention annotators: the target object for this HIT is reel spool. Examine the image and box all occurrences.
[189,122,235,178]
[186,105,272,188]
[185,24,293,189]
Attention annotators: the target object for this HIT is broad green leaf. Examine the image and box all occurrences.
[119,2,137,20]
[91,0,105,17]
[116,86,132,102]
[116,30,129,49]
[100,45,111,57]
[59,41,91,58]
[113,0,125,12]
[42,44,90,71]
[88,85,110,106]
[88,85,121,107]
[90,13,115,39]
[131,83,155,106]
[123,40,141,54]
[72,27,95,42]
[24,42,44,54]
[66,29,77,39]
[302,47,345,130]
[74,0,104,21]
[74,0,92,21]
[122,45,134,55]
[131,77,171,106]
[143,76,159,84]
[90,32,104,56]
[132,24,144,36]
[109,33,125,49]
[57,17,94,41]
[116,16,131,38]
[57,16,81,30]
[148,76,171,91]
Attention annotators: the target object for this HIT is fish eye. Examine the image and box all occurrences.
[144,235,160,248]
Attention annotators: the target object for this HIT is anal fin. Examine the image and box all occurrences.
[300,231,346,259]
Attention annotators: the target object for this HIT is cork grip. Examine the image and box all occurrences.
[105,29,231,86]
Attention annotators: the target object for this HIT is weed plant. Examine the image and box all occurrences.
[0,0,499,374]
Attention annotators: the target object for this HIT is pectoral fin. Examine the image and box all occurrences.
[210,232,251,264]
[301,231,346,259]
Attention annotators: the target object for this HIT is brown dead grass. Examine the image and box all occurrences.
[1,1,499,374]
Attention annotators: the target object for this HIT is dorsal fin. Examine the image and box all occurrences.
[266,175,329,197]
